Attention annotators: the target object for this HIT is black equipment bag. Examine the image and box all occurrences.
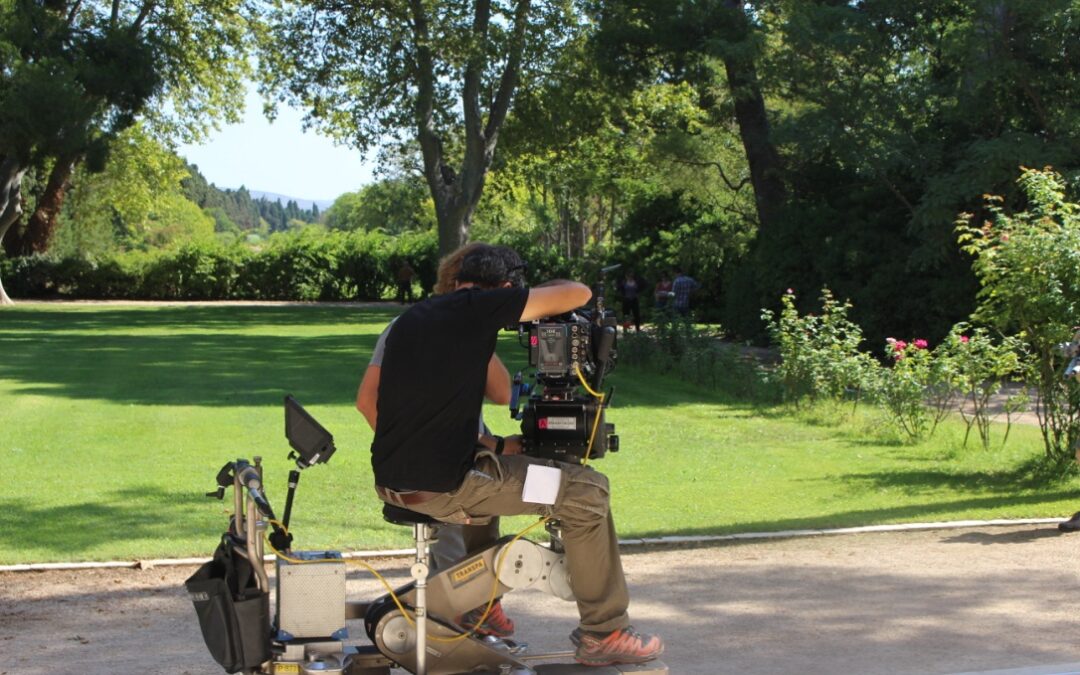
[185,533,271,673]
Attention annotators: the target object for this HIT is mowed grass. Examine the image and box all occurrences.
[0,302,1077,565]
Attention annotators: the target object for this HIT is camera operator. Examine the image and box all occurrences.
[370,243,664,667]
[357,243,518,637]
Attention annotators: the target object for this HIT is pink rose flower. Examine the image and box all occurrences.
[960,335,970,343]
[913,339,928,350]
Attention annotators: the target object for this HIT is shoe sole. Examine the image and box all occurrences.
[575,646,664,667]
[575,654,664,667]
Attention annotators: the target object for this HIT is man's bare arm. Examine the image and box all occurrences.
[356,365,381,431]
[520,280,591,322]
[485,354,512,405]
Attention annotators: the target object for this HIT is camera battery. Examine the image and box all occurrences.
[276,551,347,640]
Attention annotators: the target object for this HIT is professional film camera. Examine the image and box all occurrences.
[510,283,620,464]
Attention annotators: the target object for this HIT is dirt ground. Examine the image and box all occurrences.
[4,524,1080,675]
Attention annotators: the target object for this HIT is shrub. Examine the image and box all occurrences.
[338,230,392,300]
[141,243,248,300]
[761,288,877,406]
[873,339,934,441]
[939,324,1025,449]
[958,167,1080,461]
[618,315,774,401]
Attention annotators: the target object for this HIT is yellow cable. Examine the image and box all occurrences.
[574,363,606,466]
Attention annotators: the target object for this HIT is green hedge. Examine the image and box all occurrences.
[1,229,713,311]
[0,230,441,302]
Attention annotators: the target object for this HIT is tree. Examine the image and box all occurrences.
[593,0,1080,342]
[261,0,577,256]
[325,177,435,234]
[50,124,191,257]
[595,0,785,243]
[959,168,1080,462]
[0,0,252,304]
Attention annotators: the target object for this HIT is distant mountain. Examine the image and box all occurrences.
[248,190,336,211]
[181,164,324,233]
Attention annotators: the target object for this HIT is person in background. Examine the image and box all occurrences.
[357,244,518,637]
[653,273,673,315]
[671,267,700,318]
[616,269,646,332]
[396,261,416,304]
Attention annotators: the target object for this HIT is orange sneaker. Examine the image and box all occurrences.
[574,626,664,666]
[457,599,515,638]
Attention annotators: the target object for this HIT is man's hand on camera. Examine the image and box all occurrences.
[502,435,524,456]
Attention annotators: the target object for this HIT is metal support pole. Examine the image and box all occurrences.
[411,523,430,675]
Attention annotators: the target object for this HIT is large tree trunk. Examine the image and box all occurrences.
[410,0,531,258]
[0,156,29,305]
[3,155,76,256]
[719,1,785,238]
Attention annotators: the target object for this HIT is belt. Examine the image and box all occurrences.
[375,485,443,507]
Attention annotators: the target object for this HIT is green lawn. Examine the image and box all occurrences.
[0,302,1076,565]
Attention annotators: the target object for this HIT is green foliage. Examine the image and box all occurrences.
[938,324,1026,450]
[761,288,876,406]
[324,177,435,234]
[259,1,575,154]
[182,165,322,235]
[52,125,190,254]
[1,229,441,302]
[617,316,776,402]
[872,339,939,443]
[959,167,1080,461]
[590,0,1080,345]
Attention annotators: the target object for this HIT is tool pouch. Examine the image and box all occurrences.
[185,534,271,673]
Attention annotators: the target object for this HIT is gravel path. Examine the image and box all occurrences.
[4,524,1080,675]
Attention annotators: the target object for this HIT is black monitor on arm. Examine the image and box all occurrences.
[284,394,337,469]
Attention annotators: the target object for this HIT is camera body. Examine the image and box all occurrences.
[512,308,619,464]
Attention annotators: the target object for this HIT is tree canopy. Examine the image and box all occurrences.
[0,0,253,302]
[260,0,580,255]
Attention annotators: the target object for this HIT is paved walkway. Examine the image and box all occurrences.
[3,523,1080,674]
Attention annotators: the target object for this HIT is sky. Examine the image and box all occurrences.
[177,85,376,204]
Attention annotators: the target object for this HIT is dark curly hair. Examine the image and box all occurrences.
[456,244,526,288]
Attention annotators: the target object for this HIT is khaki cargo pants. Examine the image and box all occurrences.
[385,451,630,633]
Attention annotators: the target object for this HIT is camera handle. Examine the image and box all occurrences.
[591,324,617,392]
[509,371,530,420]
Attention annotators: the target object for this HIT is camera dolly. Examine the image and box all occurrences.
[186,396,668,675]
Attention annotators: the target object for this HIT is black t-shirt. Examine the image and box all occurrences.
[370,287,529,491]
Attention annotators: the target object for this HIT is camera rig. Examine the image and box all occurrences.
[510,282,620,464]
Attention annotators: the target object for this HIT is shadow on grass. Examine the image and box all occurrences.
[0,483,407,562]
[0,487,212,558]
[1,331,379,406]
[1,305,743,409]
[0,305,407,407]
[838,453,1080,494]
[1,305,403,331]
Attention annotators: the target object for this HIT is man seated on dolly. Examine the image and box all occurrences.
[369,243,664,667]
[357,242,518,638]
